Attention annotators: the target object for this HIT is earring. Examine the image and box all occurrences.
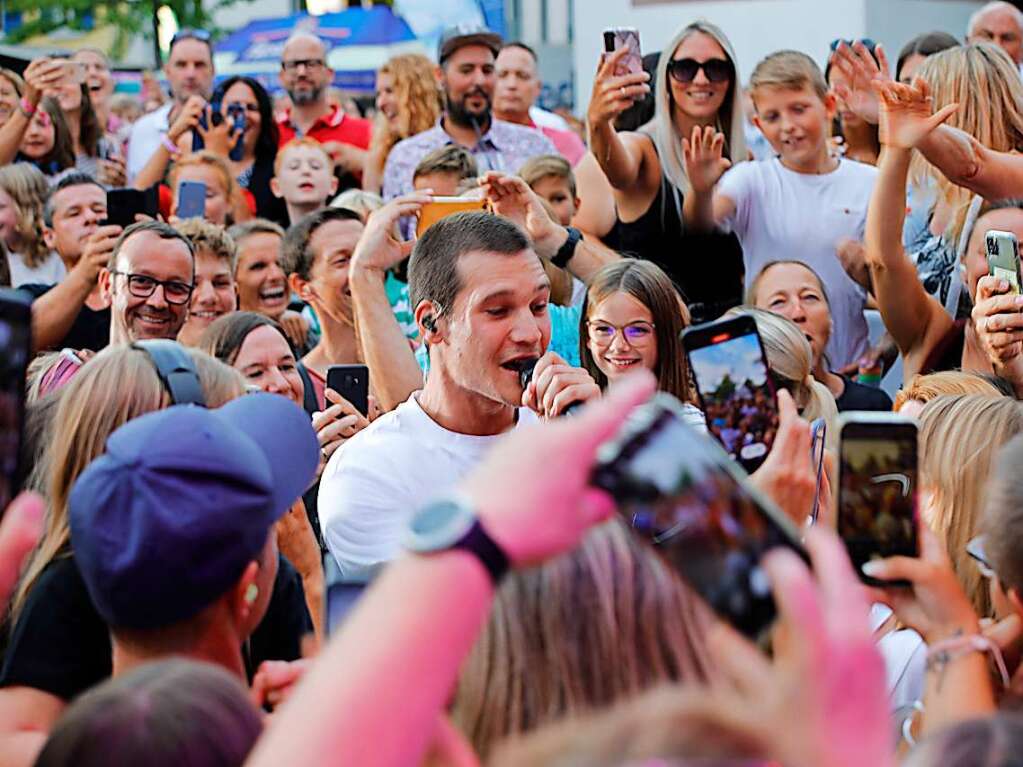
[245,584,259,605]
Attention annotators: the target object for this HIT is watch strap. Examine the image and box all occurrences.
[551,226,582,269]
[455,519,509,585]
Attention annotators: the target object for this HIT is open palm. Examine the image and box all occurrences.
[875,78,958,150]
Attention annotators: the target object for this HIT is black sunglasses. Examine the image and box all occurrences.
[667,57,733,84]
[170,28,213,49]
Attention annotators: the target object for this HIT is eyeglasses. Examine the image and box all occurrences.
[111,271,194,305]
[586,320,656,345]
[966,535,997,580]
[282,58,326,72]
[170,29,212,49]
[667,57,733,84]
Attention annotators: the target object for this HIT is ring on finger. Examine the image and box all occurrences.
[620,86,626,98]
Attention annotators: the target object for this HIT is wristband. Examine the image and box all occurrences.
[161,135,182,155]
[926,632,1010,688]
[551,226,582,269]
[18,97,36,118]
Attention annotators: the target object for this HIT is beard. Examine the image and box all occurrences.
[288,84,324,107]
[446,88,492,129]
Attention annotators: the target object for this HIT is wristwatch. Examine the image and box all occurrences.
[551,226,582,269]
[404,495,509,584]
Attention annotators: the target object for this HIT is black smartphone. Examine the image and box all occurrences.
[103,187,157,228]
[837,412,918,585]
[176,180,207,220]
[191,99,222,153]
[0,290,32,513]
[326,364,369,416]
[592,393,806,639]
[226,102,247,162]
[683,314,779,473]
[323,555,381,635]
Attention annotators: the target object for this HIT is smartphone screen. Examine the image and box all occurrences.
[326,364,369,417]
[810,418,827,523]
[592,394,806,639]
[602,27,642,76]
[416,198,489,238]
[838,415,918,584]
[103,188,149,228]
[0,291,32,513]
[986,229,1021,295]
[176,180,207,220]
[323,556,380,635]
[684,315,779,473]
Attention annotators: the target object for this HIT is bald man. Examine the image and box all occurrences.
[276,33,371,185]
[968,1,1023,65]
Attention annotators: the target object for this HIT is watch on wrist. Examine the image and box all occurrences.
[551,226,582,269]
[403,494,509,584]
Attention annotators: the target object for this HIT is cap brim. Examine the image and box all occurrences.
[213,393,319,518]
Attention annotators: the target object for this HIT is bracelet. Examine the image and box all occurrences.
[18,97,36,118]
[161,134,182,155]
[926,632,1011,688]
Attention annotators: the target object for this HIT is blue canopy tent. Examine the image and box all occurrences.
[213,6,427,94]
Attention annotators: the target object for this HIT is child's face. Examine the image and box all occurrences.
[752,84,835,170]
[21,110,55,160]
[531,175,578,226]
[413,171,463,196]
[275,146,335,207]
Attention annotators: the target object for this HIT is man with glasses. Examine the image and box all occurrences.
[126,30,214,182]
[382,24,556,201]
[277,33,372,183]
[99,221,196,345]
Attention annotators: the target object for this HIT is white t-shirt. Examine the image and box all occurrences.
[718,157,877,370]
[318,393,539,573]
[7,251,66,288]
[126,103,172,183]
[870,603,926,711]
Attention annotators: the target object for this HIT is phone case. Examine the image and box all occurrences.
[987,230,1021,295]
[416,198,490,238]
[603,27,642,77]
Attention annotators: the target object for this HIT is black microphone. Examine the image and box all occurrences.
[516,359,582,416]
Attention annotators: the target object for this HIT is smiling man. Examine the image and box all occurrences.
[381,24,556,201]
[318,211,599,572]
[100,221,195,345]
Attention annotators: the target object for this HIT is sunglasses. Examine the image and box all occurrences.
[667,57,733,84]
[170,28,212,49]
[829,38,876,52]
[966,535,997,580]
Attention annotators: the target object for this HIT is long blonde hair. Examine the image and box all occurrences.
[919,394,1023,618]
[0,163,50,268]
[452,519,714,760]
[10,346,245,624]
[911,44,1023,222]
[641,20,747,195]
[368,54,442,175]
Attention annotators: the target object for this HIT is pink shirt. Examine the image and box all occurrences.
[536,124,586,166]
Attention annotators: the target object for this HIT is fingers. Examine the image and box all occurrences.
[875,42,892,79]
[324,387,370,422]
[317,414,361,445]
[928,102,959,129]
[566,369,656,454]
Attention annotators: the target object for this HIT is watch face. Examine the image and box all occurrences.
[405,498,476,553]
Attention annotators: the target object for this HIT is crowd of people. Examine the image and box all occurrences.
[5,1,1023,764]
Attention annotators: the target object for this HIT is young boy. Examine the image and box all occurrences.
[411,145,478,196]
[271,138,339,225]
[519,154,580,227]
[684,50,876,370]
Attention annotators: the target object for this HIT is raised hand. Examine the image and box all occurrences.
[351,192,432,274]
[682,125,732,194]
[586,46,650,130]
[971,274,1023,390]
[198,105,240,158]
[829,40,892,125]
[479,171,566,259]
[875,78,958,150]
[166,95,206,144]
[22,58,66,107]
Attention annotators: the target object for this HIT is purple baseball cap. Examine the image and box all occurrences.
[69,393,319,630]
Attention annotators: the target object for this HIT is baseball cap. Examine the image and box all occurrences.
[69,393,319,630]
[438,23,502,63]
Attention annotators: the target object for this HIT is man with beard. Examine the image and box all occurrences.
[126,31,214,182]
[381,24,556,200]
[277,33,372,184]
[99,221,196,345]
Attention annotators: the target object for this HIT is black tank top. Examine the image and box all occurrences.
[615,137,744,324]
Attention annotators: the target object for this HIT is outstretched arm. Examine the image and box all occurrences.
[681,125,735,231]
[586,47,651,191]
[917,125,1023,200]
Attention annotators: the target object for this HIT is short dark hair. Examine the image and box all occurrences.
[44,172,105,227]
[412,145,479,183]
[199,311,294,366]
[109,221,196,272]
[408,212,532,318]
[500,41,538,61]
[280,207,363,280]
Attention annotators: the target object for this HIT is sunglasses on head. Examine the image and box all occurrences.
[170,28,212,49]
[667,57,733,84]
[829,38,876,52]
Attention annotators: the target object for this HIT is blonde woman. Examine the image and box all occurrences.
[0,346,314,761]
[0,164,64,286]
[363,54,442,194]
[452,518,714,760]
[580,20,746,321]
[918,394,1023,619]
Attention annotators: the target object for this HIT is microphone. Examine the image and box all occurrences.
[516,358,582,416]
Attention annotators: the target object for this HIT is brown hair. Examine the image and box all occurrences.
[199,311,292,366]
[411,144,478,183]
[368,54,442,175]
[175,219,238,272]
[894,370,1005,412]
[518,154,576,198]
[0,163,50,268]
[581,260,693,402]
[750,50,829,101]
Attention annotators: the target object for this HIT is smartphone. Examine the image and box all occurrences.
[102,187,158,228]
[592,393,806,639]
[326,364,369,417]
[0,291,32,514]
[810,418,827,523]
[683,314,779,473]
[986,229,1021,295]
[837,412,918,585]
[60,60,86,84]
[416,197,490,238]
[176,180,207,220]
[603,27,643,77]
[323,555,381,635]
[226,103,247,162]
[191,99,223,153]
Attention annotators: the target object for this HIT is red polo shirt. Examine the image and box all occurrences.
[276,105,372,149]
